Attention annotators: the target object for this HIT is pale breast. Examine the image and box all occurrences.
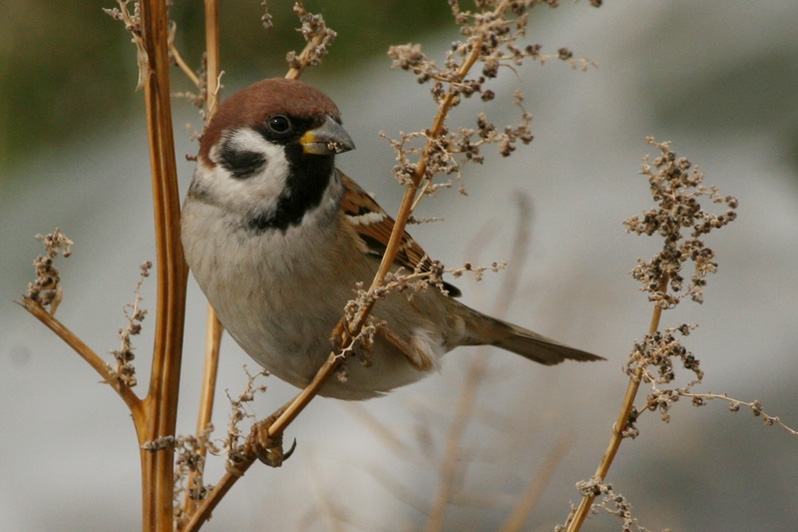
[182,194,456,399]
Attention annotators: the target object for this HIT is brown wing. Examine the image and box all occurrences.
[338,170,461,297]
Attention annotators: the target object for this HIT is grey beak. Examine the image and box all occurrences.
[300,115,356,155]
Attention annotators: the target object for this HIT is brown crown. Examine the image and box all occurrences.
[198,77,341,162]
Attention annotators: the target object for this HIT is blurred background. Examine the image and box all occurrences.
[2,1,797,531]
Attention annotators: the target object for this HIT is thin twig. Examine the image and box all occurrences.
[182,465,252,532]
[15,297,143,417]
[182,308,223,518]
[169,27,200,87]
[679,392,798,437]
[182,0,223,521]
[203,0,221,101]
[565,277,668,532]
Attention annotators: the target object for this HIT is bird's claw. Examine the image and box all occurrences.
[247,416,297,468]
[330,320,350,350]
[254,436,297,467]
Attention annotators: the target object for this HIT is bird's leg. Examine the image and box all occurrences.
[329,319,351,351]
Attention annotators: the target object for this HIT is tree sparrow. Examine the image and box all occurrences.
[181,78,602,400]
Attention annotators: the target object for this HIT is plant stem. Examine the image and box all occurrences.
[183,308,223,518]
[354,36,484,333]
[137,0,188,530]
[565,277,668,532]
[182,465,253,532]
[203,0,221,107]
[182,0,223,520]
[16,297,143,417]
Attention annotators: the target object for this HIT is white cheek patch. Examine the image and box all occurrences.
[203,127,292,212]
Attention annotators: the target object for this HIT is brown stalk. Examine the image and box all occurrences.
[16,297,143,417]
[564,276,668,532]
[182,0,223,520]
[183,464,248,532]
[20,1,185,529]
[137,0,188,530]
[203,0,221,105]
[182,308,222,517]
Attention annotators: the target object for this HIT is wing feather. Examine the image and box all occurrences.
[338,170,461,297]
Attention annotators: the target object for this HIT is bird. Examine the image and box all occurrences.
[181,77,603,400]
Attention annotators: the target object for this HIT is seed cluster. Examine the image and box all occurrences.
[624,137,738,307]
[386,0,594,197]
[564,478,652,532]
[26,228,73,315]
[108,261,152,387]
[285,3,336,72]
[624,324,702,429]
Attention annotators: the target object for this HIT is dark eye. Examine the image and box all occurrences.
[267,115,291,134]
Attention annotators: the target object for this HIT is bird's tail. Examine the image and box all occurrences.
[458,305,604,365]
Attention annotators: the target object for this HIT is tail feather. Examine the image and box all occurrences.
[457,305,604,365]
[491,321,603,365]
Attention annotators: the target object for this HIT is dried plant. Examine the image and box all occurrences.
[561,138,795,532]
[25,228,73,315]
[22,0,188,529]
[17,2,796,532]
[15,1,598,530]
[108,260,152,387]
[625,139,738,308]
[566,478,656,532]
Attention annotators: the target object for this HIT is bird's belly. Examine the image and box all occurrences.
[217,268,355,386]
[213,263,431,400]
[184,206,431,399]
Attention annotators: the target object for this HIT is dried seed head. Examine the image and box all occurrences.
[625,138,737,308]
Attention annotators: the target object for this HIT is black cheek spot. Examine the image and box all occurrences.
[219,141,266,179]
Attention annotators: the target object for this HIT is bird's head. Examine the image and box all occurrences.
[190,78,355,232]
